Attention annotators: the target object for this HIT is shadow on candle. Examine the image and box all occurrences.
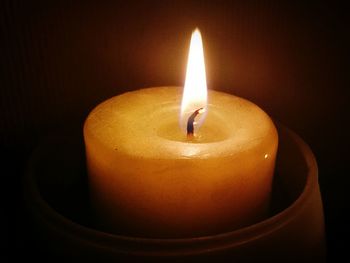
[23,124,326,262]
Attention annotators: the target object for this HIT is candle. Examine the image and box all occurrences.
[84,29,278,237]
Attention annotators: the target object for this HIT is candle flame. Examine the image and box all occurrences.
[180,28,208,134]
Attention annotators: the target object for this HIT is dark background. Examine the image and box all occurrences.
[1,0,349,262]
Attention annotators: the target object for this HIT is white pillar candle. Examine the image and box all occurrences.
[84,29,278,238]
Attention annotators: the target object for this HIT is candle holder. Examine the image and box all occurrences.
[23,124,326,262]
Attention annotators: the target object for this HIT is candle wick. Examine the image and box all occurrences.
[187,108,204,139]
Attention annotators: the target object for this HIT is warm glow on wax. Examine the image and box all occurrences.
[180,28,208,133]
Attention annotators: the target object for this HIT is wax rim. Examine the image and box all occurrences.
[84,86,278,160]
